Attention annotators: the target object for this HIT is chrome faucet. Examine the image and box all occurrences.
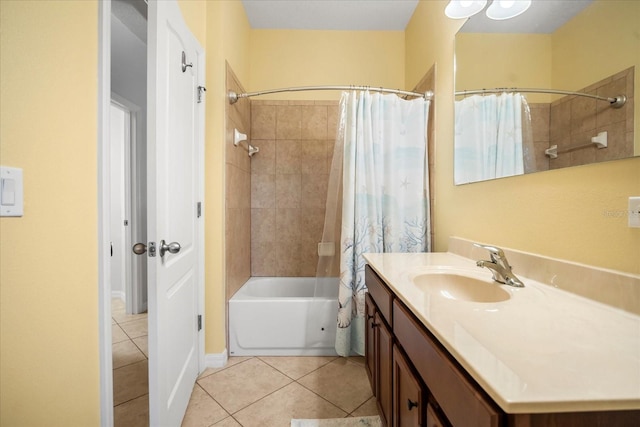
[474,243,525,287]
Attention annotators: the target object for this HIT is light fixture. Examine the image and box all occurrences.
[444,0,531,20]
[486,0,531,20]
[444,0,487,19]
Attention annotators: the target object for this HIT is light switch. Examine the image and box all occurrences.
[0,166,23,217]
[629,197,640,228]
[1,178,16,205]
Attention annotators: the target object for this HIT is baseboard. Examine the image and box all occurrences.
[111,290,125,301]
[205,349,228,368]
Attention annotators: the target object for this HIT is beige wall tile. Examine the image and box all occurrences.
[276,208,301,243]
[276,139,301,174]
[251,208,276,243]
[250,139,275,175]
[301,174,329,209]
[251,241,277,276]
[275,174,301,208]
[276,241,303,276]
[301,105,328,140]
[251,174,276,208]
[251,105,276,139]
[301,140,328,175]
[276,105,302,139]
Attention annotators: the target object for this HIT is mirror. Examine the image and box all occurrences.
[454,0,638,185]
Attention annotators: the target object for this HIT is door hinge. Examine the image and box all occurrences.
[197,314,202,331]
[197,86,206,103]
[197,201,202,218]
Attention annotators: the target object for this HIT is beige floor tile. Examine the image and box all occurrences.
[119,318,148,339]
[349,396,379,418]
[259,356,338,380]
[212,417,243,426]
[113,360,149,406]
[132,336,148,358]
[233,382,347,427]
[113,309,148,325]
[112,324,129,344]
[181,384,229,427]
[198,356,253,380]
[113,340,147,369]
[297,358,373,413]
[198,358,292,414]
[114,394,148,427]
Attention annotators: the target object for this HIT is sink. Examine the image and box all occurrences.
[411,272,511,303]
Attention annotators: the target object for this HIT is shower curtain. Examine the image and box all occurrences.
[320,91,431,357]
[454,93,527,184]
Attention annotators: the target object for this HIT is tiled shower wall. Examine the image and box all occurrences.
[225,64,251,298]
[250,100,339,277]
[527,67,634,172]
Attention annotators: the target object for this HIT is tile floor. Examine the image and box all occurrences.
[111,299,378,426]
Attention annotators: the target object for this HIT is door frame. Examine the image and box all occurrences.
[111,94,146,314]
[97,1,205,425]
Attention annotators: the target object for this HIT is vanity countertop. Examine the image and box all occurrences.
[363,251,640,414]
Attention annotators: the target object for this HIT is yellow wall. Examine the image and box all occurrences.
[406,0,640,274]
[0,1,100,425]
[249,30,405,100]
[455,33,552,103]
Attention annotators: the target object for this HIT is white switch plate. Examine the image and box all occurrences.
[0,166,23,217]
[629,197,640,228]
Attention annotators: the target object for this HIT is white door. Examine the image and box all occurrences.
[147,0,204,425]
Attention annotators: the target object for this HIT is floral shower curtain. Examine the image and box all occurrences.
[333,91,431,357]
[454,93,527,184]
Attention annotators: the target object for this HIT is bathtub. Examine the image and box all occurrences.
[229,277,339,356]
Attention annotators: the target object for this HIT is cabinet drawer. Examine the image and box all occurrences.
[366,265,393,323]
[393,300,502,427]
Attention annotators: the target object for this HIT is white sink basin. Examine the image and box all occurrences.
[411,271,510,303]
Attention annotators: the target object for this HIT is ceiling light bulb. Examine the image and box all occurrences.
[445,0,487,19]
[486,0,531,20]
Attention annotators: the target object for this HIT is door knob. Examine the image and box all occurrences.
[132,243,147,255]
[160,240,181,257]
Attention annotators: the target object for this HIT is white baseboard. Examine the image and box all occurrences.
[205,349,228,368]
[111,290,125,301]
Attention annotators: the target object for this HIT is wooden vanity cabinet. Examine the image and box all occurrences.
[426,403,448,427]
[366,265,501,427]
[364,290,393,427]
[392,344,426,427]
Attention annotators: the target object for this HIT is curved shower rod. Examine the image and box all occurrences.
[455,87,627,108]
[228,85,434,104]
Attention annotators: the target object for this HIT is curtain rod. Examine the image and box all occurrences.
[455,88,626,108]
[228,86,433,104]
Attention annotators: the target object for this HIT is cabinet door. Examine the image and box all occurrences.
[426,403,447,427]
[365,293,377,395]
[393,345,425,427]
[377,312,393,427]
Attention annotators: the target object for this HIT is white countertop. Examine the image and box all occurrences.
[364,252,640,414]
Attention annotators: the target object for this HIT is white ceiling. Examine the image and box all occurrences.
[241,0,419,31]
[242,0,593,33]
[111,0,594,38]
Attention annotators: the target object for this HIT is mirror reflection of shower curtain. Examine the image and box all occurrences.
[311,91,431,357]
[454,93,533,184]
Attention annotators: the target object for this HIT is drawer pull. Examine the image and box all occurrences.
[407,399,418,411]
[367,314,374,320]
[371,322,380,328]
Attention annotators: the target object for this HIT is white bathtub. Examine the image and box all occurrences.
[228,277,339,356]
